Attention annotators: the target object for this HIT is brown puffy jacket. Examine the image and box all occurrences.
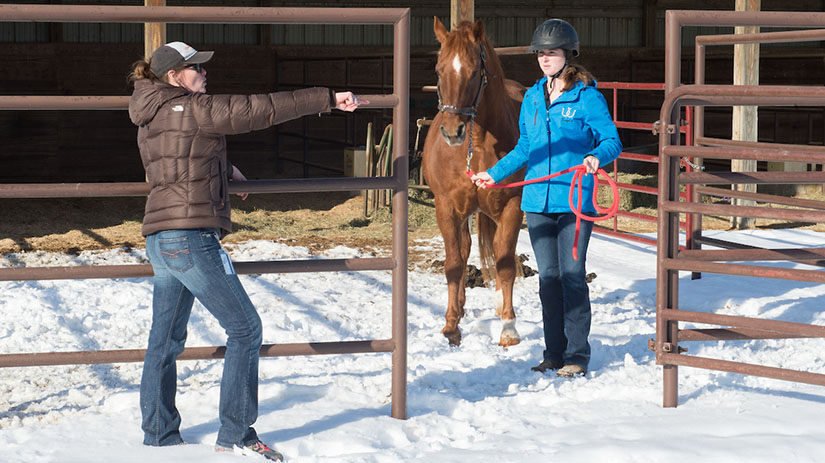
[128,79,333,236]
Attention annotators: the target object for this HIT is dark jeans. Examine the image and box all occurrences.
[526,212,593,369]
[141,229,262,448]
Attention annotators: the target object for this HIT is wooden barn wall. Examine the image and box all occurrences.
[0,0,824,183]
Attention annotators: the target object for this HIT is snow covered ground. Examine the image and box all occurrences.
[1,229,825,462]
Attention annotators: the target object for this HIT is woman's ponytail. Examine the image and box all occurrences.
[128,59,158,84]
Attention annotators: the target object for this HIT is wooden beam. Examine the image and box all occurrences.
[644,0,659,48]
[731,0,760,229]
[451,0,474,30]
[144,0,166,61]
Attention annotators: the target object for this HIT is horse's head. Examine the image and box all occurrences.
[433,17,490,147]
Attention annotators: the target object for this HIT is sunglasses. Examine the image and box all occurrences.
[183,63,202,72]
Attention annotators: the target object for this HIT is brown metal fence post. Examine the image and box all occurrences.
[660,11,682,407]
[390,9,410,420]
[658,102,683,408]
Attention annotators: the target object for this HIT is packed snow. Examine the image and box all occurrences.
[1,228,824,462]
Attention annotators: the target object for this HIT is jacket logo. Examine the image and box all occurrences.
[561,107,577,119]
[172,105,184,112]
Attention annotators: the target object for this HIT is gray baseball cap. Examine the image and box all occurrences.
[150,41,214,77]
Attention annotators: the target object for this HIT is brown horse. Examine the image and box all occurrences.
[422,18,525,347]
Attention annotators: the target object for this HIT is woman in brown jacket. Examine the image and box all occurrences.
[128,41,364,461]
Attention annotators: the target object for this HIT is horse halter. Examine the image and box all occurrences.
[436,44,490,119]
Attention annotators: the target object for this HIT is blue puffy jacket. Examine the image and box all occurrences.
[487,77,622,214]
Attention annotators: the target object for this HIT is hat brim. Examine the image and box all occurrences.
[185,50,213,65]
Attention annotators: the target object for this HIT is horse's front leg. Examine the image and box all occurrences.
[493,202,523,347]
[436,202,470,346]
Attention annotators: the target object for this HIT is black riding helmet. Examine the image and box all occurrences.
[528,19,579,57]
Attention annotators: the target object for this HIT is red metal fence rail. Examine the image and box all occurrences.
[657,9,825,408]
[597,82,694,249]
[428,47,699,249]
[0,4,411,420]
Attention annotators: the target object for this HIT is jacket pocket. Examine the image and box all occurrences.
[208,158,224,208]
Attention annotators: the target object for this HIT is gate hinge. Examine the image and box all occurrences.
[651,120,679,135]
[648,338,688,353]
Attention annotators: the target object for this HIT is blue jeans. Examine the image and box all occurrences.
[526,212,593,369]
[141,229,262,448]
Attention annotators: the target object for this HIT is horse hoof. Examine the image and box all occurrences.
[442,329,462,346]
[498,335,520,347]
[499,319,520,346]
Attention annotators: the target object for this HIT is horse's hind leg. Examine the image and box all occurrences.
[494,205,523,347]
[436,202,470,346]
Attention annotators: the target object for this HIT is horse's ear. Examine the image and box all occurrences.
[434,16,449,43]
[471,19,485,43]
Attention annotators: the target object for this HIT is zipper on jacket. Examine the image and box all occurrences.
[545,93,552,175]
[214,159,225,209]
[219,176,225,207]
[546,107,551,134]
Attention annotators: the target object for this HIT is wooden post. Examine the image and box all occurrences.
[143,0,166,183]
[643,0,659,48]
[144,0,166,61]
[451,0,474,30]
[731,0,759,229]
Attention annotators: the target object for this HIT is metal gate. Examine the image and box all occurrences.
[655,9,825,407]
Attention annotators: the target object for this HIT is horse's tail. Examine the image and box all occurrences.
[477,212,524,283]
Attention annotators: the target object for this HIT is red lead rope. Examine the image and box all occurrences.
[466,165,620,260]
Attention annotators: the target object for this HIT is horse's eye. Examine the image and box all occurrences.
[471,70,478,79]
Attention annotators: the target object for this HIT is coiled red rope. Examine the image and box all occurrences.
[466,165,620,260]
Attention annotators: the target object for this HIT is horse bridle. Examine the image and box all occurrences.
[436,44,492,170]
[436,44,490,118]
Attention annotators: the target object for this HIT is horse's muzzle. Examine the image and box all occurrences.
[439,122,466,147]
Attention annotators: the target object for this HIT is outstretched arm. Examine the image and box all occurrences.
[334,91,368,112]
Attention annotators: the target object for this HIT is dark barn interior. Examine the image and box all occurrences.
[1,0,823,184]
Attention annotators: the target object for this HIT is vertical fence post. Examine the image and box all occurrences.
[660,10,681,407]
[143,0,166,60]
[391,9,410,420]
[730,0,760,229]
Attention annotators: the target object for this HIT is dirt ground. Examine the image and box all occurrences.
[0,190,441,267]
[2,185,824,269]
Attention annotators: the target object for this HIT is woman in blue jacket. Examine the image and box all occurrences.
[471,19,622,377]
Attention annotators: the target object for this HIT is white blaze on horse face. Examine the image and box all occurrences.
[452,54,462,74]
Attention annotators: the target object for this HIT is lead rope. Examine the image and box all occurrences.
[465,119,475,172]
[466,165,620,260]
